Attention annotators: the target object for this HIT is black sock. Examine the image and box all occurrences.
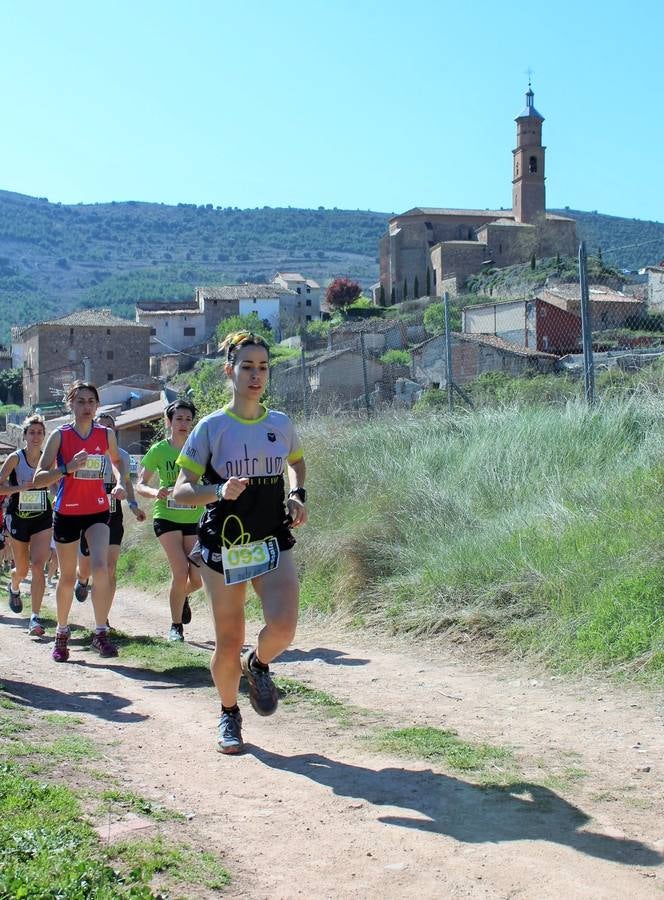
[251,652,269,671]
[222,704,239,715]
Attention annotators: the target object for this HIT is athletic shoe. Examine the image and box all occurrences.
[28,614,46,637]
[91,630,119,658]
[8,585,22,613]
[74,580,89,603]
[217,709,244,754]
[52,628,70,662]
[241,648,279,717]
[168,623,184,642]
[182,596,192,625]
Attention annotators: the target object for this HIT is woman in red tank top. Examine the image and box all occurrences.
[34,381,126,663]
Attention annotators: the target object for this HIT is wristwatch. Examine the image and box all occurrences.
[288,488,306,503]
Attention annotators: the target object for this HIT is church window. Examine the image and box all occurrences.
[529,156,538,174]
[516,162,520,176]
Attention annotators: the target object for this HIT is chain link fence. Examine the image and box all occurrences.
[269,238,664,419]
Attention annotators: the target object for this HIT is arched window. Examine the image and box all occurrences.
[529,156,538,174]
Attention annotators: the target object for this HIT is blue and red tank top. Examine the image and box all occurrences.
[54,423,110,516]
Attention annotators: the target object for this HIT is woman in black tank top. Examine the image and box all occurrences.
[0,415,52,637]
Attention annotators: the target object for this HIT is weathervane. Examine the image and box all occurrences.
[525,66,534,89]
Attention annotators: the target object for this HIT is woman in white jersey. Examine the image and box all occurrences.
[0,414,52,636]
[174,331,307,754]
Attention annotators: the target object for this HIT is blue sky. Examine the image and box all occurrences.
[1,0,661,220]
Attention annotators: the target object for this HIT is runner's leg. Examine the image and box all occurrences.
[9,538,29,595]
[201,564,246,707]
[251,550,299,665]
[183,532,203,595]
[55,540,79,628]
[28,529,51,616]
[85,522,112,628]
[158,530,192,623]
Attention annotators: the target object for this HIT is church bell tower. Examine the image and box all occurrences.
[512,84,545,223]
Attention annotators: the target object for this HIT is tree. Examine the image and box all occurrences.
[390,286,396,305]
[426,267,431,296]
[423,303,445,335]
[379,285,385,306]
[0,368,23,405]
[215,311,274,345]
[414,275,419,298]
[403,278,408,301]
[325,277,361,311]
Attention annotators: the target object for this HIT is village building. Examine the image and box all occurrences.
[136,278,324,355]
[272,273,322,326]
[15,309,150,408]
[411,332,557,389]
[537,285,644,330]
[378,86,577,304]
[462,297,582,355]
[643,263,664,311]
[329,317,407,352]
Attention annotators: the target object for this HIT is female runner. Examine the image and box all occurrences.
[34,381,126,661]
[0,414,52,636]
[135,399,202,641]
[75,412,146,615]
[173,331,307,754]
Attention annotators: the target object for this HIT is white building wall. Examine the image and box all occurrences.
[136,311,206,354]
[239,298,280,331]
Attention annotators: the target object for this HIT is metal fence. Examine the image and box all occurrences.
[269,240,664,419]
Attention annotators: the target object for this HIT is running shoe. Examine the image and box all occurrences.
[217,708,244,754]
[52,628,70,662]
[8,585,22,614]
[168,623,184,642]
[28,614,45,637]
[182,596,192,625]
[74,579,89,603]
[91,630,119,658]
[241,648,279,717]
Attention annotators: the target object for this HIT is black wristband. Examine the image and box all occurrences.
[288,488,306,503]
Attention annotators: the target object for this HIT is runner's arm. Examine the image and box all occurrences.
[286,458,307,527]
[33,430,67,488]
[0,453,21,494]
[106,430,127,501]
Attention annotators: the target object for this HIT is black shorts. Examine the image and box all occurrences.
[80,512,123,555]
[53,511,110,544]
[5,510,53,544]
[153,517,199,538]
[198,526,295,576]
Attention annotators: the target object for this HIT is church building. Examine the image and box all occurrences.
[378,87,577,303]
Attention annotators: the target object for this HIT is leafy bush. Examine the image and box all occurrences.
[215,311,274,346]
[379,349,410,366]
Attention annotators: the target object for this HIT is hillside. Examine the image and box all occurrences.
[0,190,662,343]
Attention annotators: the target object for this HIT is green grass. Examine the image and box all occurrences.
[371,726,515,780]
[107,836,230,891]
[99,790,185,823]
[0,763,155,898]
[112,632,211,680]
[293,399,664,677]
[42,713,84,727]
[4,735,100,761]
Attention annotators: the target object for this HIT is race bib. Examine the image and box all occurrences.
[222,537,280,585]
[18,490,47,512]
[74,455,104,479]
[166,497,190,510]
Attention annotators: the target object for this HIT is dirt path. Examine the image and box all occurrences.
[2,582,663,899]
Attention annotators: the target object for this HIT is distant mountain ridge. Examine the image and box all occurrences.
[0,190,662,343]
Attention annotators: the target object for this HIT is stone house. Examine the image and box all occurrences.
[462,297,582,355]
[411,332,557,388]
[18,309,150,408]
[537,285,645,330]
[644,264,664,311]
[272,273,321,327]
[135,299,204,355]
[378,87,577,304]
[329,318,407,352]
[308,347,383,407]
